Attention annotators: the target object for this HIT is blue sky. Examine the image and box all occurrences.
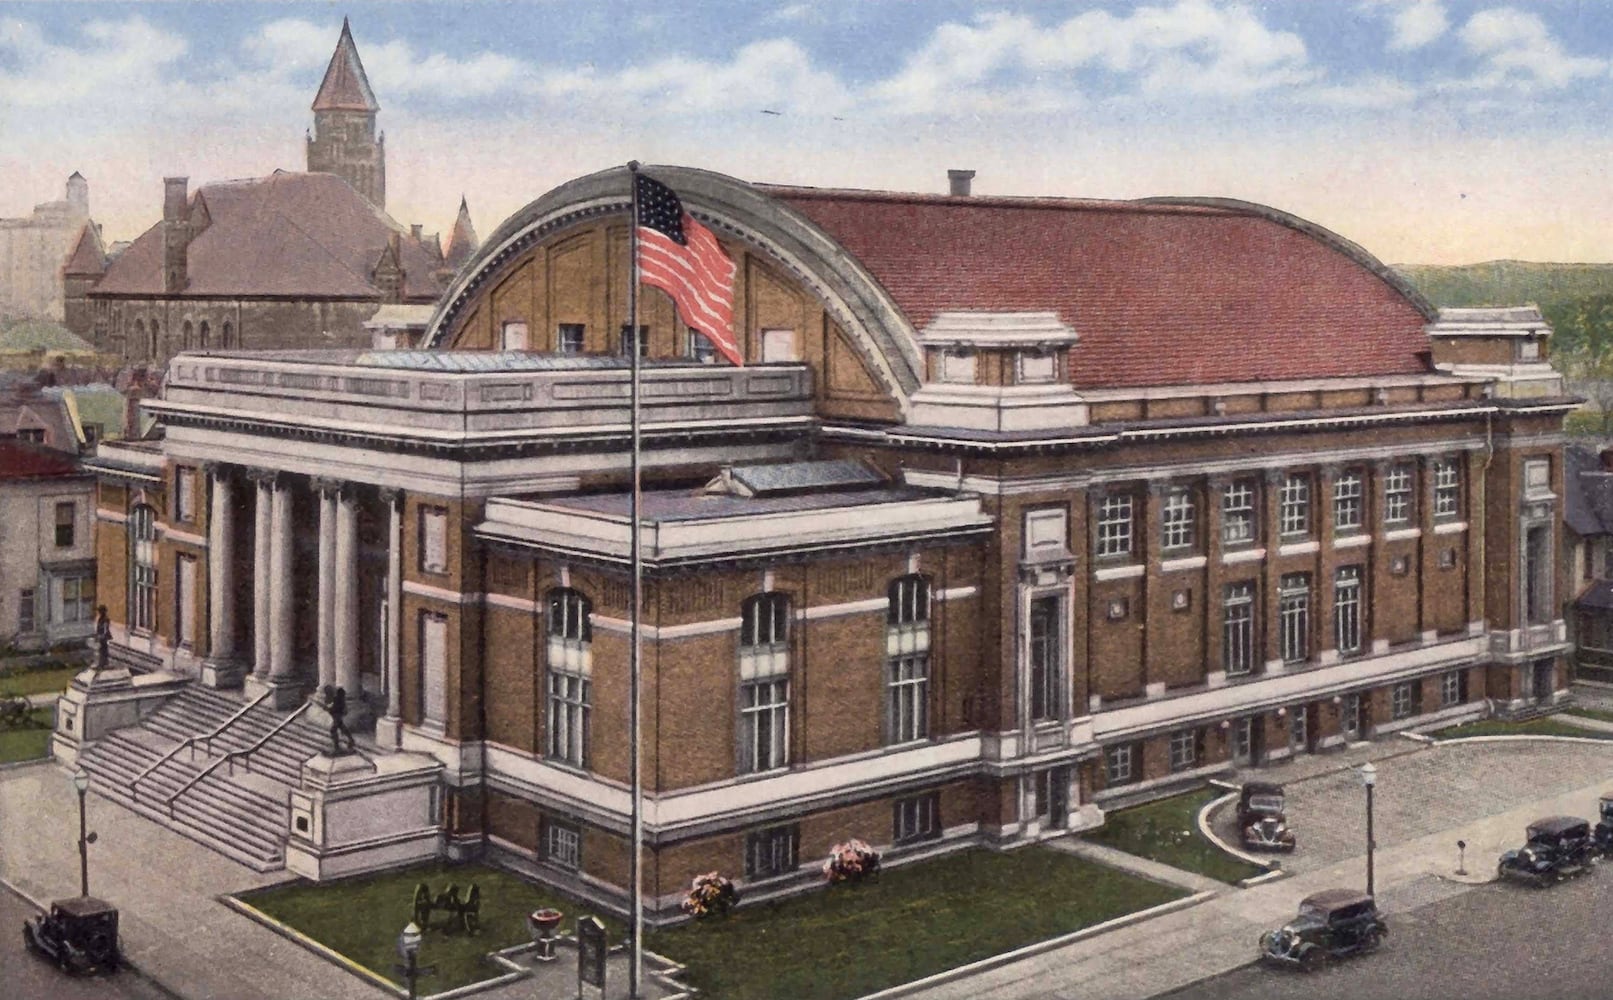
[3,1,1613,263]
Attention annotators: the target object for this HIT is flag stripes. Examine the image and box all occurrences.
[634,173,742,366]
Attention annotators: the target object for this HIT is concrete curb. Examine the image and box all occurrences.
[1431,734,1613,746]
[1,875,184,1000]
[852,890,1218,1000]
[220,894,406,999]
[1554,714,1613,734]
[1196,791,1282,873]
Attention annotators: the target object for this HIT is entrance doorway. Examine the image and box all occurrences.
[1532,659,1555,704]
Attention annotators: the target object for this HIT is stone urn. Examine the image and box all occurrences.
[528,908,563,962]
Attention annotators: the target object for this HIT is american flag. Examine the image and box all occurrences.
[635,173,741,366]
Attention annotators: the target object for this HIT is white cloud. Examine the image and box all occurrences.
[0,16,188,110]
[246,18,530,102]
[1457,7,1604,90]
[1295,75,1418,109]
[1358,1,1448,51]
[767,4,817,25]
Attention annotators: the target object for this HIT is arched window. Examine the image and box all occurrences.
[129,504,157,633]
[546,589,592,767]
[182,320,194,350]
[739,592,790,773]
[221,321,234,348]
[887,575,932,744]
[132,319,146,360]
[198,320,210,348]
[148,320,160,358]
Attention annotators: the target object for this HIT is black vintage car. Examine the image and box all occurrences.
[1237,781,1296,852]
[22,896,120,974]
[1498,816,1597,886]
[1259,889,1387,970]
[1593,796,1613,856]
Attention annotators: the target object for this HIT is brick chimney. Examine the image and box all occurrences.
[948,169,975,197]
[162,177,190,295]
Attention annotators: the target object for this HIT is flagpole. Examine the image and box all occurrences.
[626,159,645,1000]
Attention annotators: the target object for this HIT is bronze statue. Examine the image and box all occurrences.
[322,684,356,755]
[93,606,110,672]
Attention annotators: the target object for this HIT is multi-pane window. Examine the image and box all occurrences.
[1279,573,1310,664]
[740,678,789,773]
[1333,566,1363,655]
[688,329,718,364]
[1028,595,1062,722]
[556,323,585,354]
[547,589,592,767]
[1104,743,1136,785]
[1280,474,1311,536]
[1333,471,1363,531]
[1392,682,1416,720]
[1221,480,1255,545]
[1342,693,1363,741]
[542,819,581,870]
[55,502,75,548]
[17,589,35,633]
[744,825,799,880]
[174,467,196,523]
[886,576,931,744]
[1223,582,1255,677]
[59,575,93,624]
[176,555,197,647]
[1384,465,1414,524]
[420,612,448,726]
[1441,670,1466,707]
[1169,729,1199,771]
[619,324,649,358]
[1290,707,1308,750]
[894,793,940,844]
[741,593,789,648]
[1231,716,1254,761]
[130,505,157,633]
[419,506,448,574]
[1434,460,1461,518]
[1161,488,1196,550]
[1095,494,1134,558]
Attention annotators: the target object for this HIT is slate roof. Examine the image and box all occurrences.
[312,19,378,112]
[551,486,930,523]
[726,459,886,496]
[92,172,439,300]
[62,223,106,277]
[760,186,1434,390]
[1577,580,1613,612]
[444,197,479,270]
[1565,443,1613,538]
[0,439,81,480]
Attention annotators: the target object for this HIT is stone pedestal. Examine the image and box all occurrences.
[51,668,188,767]
[244,674,305,710]
[373,715,404,749]
[285,750,444,881]
[200,658,246,690]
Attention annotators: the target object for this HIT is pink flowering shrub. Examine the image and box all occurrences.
[681,872,739,919]
[823,839,882,884]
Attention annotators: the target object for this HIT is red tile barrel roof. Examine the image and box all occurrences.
[0,440,82,480]
[761,186,1433,390]
[91,172,439,301]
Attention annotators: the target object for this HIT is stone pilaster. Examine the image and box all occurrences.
[201,465,243,688]
[376,487,405,748]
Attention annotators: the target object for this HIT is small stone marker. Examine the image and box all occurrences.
[577,915,606,996]
[1457,839,1468,876]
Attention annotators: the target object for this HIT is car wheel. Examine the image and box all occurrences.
[23,927,36,955]
[1300,948,1327,973]
[1362,930,1382,952]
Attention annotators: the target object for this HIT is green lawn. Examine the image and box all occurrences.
[1083,787,1269,884]
[1429,718,1613,741]
[0,665,79,697]
[1563,707,1613,724]
[0,708,54,763]
[242,861,622,992]
[647,847,1184,1000]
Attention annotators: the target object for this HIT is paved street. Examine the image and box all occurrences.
[1163,870,1613,1000]
[2,883,175,1000]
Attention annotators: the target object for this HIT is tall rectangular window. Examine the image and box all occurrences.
[688,329,718,364]
[501,321,529,351]
[174,467,196,523]
[1342,693,1363,741]
[894,793,940,844]
[1434,459,1461,518]
[54,502,75,548]
[888,655,929,744]
[739,678,789,773]
[176,555,197,648]
[419,506,448,574]
[1223,582,1255,677]
[18,589,35,633]
[618,324,648,358]
[1104,743,1136,785]
[1280,474,1310,536]
[1095,494,1134,558]
[1441,670,1466,707]
[1333,566,1363,655]
[887,572,931,746]
[1028,595,1062,722]
[744,825,799,880]
[58,576,93,624]
[1333,471,1363,532]
[420,612,448,727]
[1384,465,1414,524]
[1169,729,1199,771]
[1221,479,1255,546]
[556,323,585,354]
[548,671,590,767]
[130,505,156,633]
[547,590,592,767]
[1161,488,1196,551]
[1279,573,1310,664]
[1392,682,1416,720]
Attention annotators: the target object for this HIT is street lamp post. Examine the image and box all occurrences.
[1360,761,1377,897]
[394,922,435,1000]
[72,769,92,898]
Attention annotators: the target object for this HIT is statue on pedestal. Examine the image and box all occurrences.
[93,606,110,672]
[323,685,357,755]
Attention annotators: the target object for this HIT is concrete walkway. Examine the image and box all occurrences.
[1048,839,1228,896]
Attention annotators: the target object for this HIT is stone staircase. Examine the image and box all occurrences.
[77,685,328,872]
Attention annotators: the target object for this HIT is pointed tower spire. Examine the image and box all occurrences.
[312,18,379,112]
[307,18,386,206]
[444,196,480,269]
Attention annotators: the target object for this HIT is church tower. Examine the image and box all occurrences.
[306,18,386,208]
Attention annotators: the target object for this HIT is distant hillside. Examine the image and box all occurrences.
[1392,261,1613,309]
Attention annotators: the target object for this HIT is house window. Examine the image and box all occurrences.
[18,589,35,633]
[744,825,799,880]
[1169,729,1199,771]
[1289,707,1308,750]
[1441,670,1466,707]
[1231,717,1253,761]
[1024,506,1068,559]
[1161,488,1196,551]
[175,555,197,647]
[174,467,196,523]
[739,678,789,773]
[1434,460,1461,518]
[419,506,448,574]
[556,323,585,354]
[761,328,797,363]
[17,428,44,444]
[55,502,76,548]
[1221,479,1255,546]
[1095,494,1134,558]
[501,321,529,351]
[894,792,940,844]
[939,349,976,384]
[1223,582,1255,677]
[542,819,581,870]
[1104,743,1136,785]
[420,612,448,726]
[1391,682,1417,720]
[887,575,930,745]
[618,324,649,358]
[687,329,718,364]
[741,592,789,648]
[1341,693,1363,741]
[1279,573,1310,664]
[1028,595,1062,722]
[1017,351,1056,384]
[1333,471,1363,531]
[1334,566,1363,655]
[546,589,592,768]
[130,504,157,633]
[1384,465,1414,525]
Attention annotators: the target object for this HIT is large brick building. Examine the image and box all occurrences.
[76,165,1573,916]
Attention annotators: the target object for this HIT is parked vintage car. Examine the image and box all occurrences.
[1592,796,1613,856]
[22,896,121,974]
[1498,816,1597,886]
[1258,889,1387,970]
[1237,781,1296,852]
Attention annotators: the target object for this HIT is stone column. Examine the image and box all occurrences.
[248,473,303,708]
[314,478,339,691]
[333,486,361,706]
[376,488,405,748]
[251,471,273,680]
[201,465,243,688]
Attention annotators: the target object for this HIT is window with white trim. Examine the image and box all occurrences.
[1028,595,1062,722]
[939,348,976,384]
[1289,707,1308,749]
[894,792,940,844]
[1441,670,1466,707]
[1161,487,1196,551]
[619,324,648,358]
[419,506,448,574]
[744,825,799,879]
[18,589,35,634]
[739,592,791,773]
[1095,494,1134,558]
[1024,506,1068,559]
[1223,582,1255,677]
[420,612,448,726]
[1333,472,1363,531]
[687,329,718,364]
[58,575,93,625]
[1221,479,1255,546]
[54,502,76,548]
[130,504,157,633]
[1384,465,1414,525]
[556,323,585,354]
[174,467,196,523]
[1104,743,1136,785]
[546,589,592,768]
[175,555,197,648]
[1169,728,1200,771]
[1333,566,1363,655]
[1392,682,1417,720]
[1280,474,1310,536]
[1279,573,1310,664]
[887,575,930,744]
[542,818,581,870]
[1434,459,1461,518]
[1341,693,1363,741]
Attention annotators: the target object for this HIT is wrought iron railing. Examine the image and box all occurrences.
[130,689,270,800]
[165,701,312,816]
